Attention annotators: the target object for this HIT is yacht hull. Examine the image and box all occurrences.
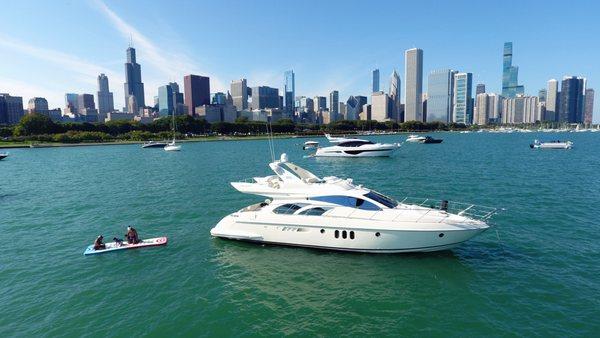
[210,215,488,253]
[314,146,397,157]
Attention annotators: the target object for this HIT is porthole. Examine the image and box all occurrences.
[335,230,339,238]
[320,229,325,234]
[342,230,347,239]
[438,233,444,238]
[350,231,355,240]
[375,232,380,237]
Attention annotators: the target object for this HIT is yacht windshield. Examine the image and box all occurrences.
[309,196,380,211]
[364,191,398,209]
[337,140,373,147]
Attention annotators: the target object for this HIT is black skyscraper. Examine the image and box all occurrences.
[124,47,145,111]
[559,76,585,123]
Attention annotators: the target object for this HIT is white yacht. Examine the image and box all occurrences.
[164,112,181,152]
[314,138,400,157]
[0,152,8,160]
[211,154,498,253]
[406,134,426,143]
[530,139,573,149]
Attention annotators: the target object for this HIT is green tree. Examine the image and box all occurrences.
[13,113,59,136]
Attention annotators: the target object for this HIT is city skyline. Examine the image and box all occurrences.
[0,0,599,122]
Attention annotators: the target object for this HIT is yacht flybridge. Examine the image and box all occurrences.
[211,154,499,253]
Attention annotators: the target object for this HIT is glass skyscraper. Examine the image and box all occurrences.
[453,72,473,124]
[559,76,586,123]
[97,73,114,115]
[427,69,456,123]
[372,69,380,92]
[501,42,524,98]
[284,70,295,116]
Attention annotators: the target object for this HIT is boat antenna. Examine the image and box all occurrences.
[266,117,275,162]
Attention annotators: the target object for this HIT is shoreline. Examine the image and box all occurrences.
[0,134,315,149]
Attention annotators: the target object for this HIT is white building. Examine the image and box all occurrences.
[371,91,390,122]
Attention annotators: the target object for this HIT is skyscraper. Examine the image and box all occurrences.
[584,89,594,125]
[452,72,473,124]
[404,48,423,122]
[97,73,114,115]
[389,70,401,121]
[124,47,145,111]
[158,84,174,116]
[546,79,559,122]
[501,42,524,98]
[538,88,547,103]
[65,93,78,111]
[184,74,210,116]
[284,70,295,116]
[27,97,49,114]
[427,69,456,123]
[329,90,339,120]
[345,95,367,120]
[231,79,248,111]
[474,93,490,125]
[0,93,24,124]
[371,91,390,122]
[559,76,586,123]
[249,86,279,110]
[313,96,327,112]
[372,69,380,92]
[476,84,486,95]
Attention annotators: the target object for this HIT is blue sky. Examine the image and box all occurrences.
[0,0,598,121]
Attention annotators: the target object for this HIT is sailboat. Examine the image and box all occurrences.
[164,111,182,151]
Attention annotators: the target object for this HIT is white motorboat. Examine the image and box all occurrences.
[530,139,573,149]
[406,134,426,143]
[211,154,498,253]
[303,141,319,150]
[314,139,400,157]
[0,152,8,160]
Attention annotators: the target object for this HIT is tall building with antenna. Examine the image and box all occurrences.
[124,44,145,112]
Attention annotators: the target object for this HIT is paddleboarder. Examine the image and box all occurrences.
[126,226,140,244]
[93,235,106,250]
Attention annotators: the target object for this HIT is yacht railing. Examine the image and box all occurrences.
[398,197,501,221]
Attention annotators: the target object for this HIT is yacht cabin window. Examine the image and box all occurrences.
[272,204,303,215]
[337,140,374,147]
[309,196,381,211]
[297,207,328,216]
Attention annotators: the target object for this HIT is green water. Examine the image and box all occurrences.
[1,133,599,336]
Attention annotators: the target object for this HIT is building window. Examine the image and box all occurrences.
[335,230,339,238]
[342,230,347,239]
[350,231,355,239]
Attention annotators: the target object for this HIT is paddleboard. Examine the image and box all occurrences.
[83,237,168,256]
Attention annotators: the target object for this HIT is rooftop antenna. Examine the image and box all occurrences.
[129,33,133,48]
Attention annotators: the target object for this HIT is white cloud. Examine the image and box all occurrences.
[0,76,66,109]
[0,35,123,86]
[91,0,227,97]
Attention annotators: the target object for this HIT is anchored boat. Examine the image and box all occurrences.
[211,154,499,253]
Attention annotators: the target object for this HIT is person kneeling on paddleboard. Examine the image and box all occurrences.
[126,226,140,244]
[94,235,106,250]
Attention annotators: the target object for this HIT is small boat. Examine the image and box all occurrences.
[164,112,182,152]
[421,136,443,144]
[303,141,319,150]
[406,135,426,143]
[84,237,168,255]
[315,139,400,157]
[0,152,8,160]
[142,141,168,148]
[530,139,573,149]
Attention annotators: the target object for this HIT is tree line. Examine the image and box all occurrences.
[0,113,467,143]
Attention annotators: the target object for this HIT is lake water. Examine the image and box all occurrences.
[1,132,599,336]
